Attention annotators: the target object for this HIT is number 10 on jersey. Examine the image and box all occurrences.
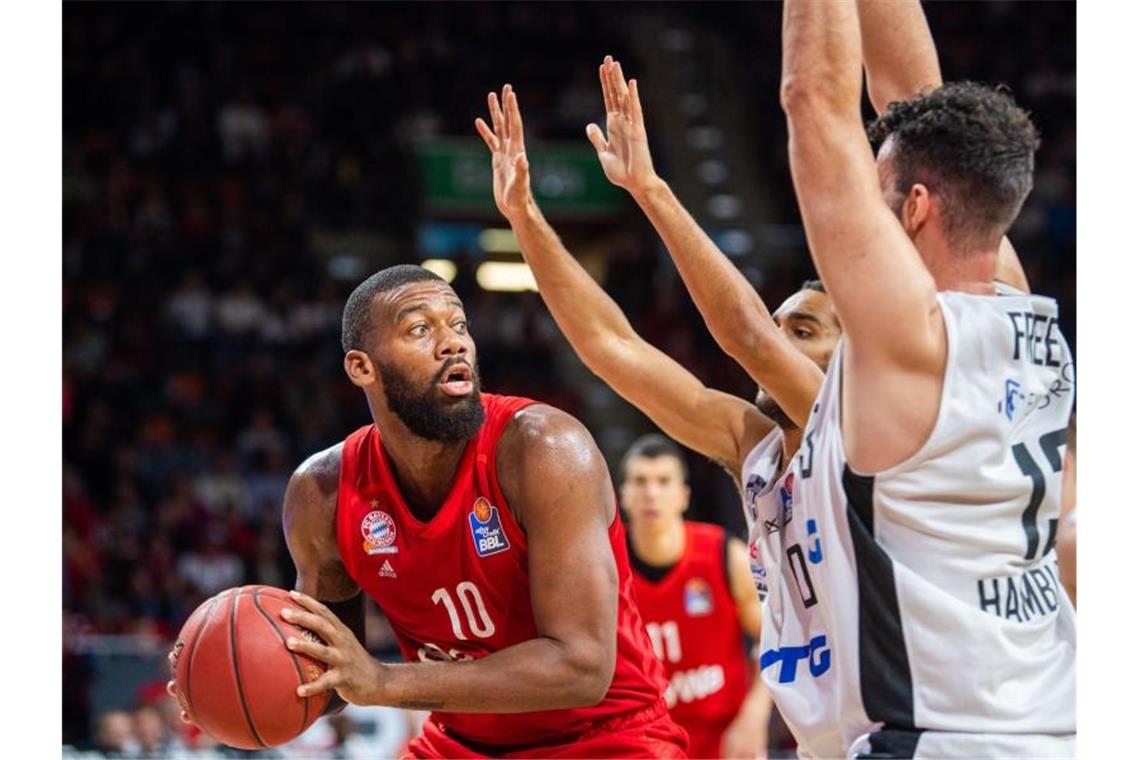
[432,581,496,641]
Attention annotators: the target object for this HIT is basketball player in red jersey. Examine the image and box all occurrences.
[166,262,688,757]
[621,435,772,759]
[271,262,690,757]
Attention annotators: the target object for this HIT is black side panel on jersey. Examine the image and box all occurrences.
[843,465,916,730]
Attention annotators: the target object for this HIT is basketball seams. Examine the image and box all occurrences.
[229,591,268,748]
[251,588,311,736]
[177,585,323,749]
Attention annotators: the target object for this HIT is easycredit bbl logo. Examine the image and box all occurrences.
[469,497,510,557]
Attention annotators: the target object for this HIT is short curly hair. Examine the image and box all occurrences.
[867,82,1041,249]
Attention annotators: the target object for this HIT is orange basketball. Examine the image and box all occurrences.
[169,585,330,749]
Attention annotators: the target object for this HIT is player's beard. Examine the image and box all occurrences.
[378,358,485,442]
[756,392,798,432]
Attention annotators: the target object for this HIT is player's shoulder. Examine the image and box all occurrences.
[293,442,343,487]
[494,404,612,525]
[282,444,349,577]
[498,403,601,467]
[285,443,343,516]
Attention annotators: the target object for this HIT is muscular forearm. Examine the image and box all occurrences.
[857,0,941,114]
[509,202,639,362]
[634,180,822,427]
[372,636,610,713]
[508,200,768,467]
[781,0,862,117]
[632,179,781,369]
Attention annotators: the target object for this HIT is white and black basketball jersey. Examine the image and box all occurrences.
[742,289,1076,759]
[740,427,786,601]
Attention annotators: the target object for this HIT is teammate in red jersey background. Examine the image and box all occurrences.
[168,263,688,758]
[622,435,772,759]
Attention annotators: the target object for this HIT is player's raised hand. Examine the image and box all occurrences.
[475,84,534,221]
[587,56,659,196]
[281,590,388,706]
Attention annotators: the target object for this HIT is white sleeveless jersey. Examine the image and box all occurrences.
[741,427,786,602]
[741,289,1076,759]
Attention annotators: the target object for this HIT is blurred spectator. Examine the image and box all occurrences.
[215,281,268,337]
[193,453,250,519]
[283,703,416,759]
[236,407,289,468]
[93,710,139,758]
[176,525,245,596]
[244,448,292,519]
[252,521,292,590]
[137,676,209,754]
[132,704,171,758]
[165,272,214,341]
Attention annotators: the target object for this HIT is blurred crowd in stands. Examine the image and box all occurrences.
[63,2,1074,753]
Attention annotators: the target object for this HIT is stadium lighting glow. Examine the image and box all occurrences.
[476,262,538,292]
[478,228,522,254]
[421,259,458,283]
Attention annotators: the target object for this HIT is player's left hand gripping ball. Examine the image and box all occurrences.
[281,591,386,705]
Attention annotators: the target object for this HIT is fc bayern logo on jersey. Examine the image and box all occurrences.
[361,508,398,556]
[468,497,510,558]
[683,578,714,617]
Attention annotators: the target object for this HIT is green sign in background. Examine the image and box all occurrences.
[415,140,625,215]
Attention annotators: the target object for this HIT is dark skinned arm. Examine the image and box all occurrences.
[281,443,364,716]
[167,443,364,720]
[284,404,619,712]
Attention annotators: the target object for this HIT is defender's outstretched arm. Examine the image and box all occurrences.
[476,86,773,477]
[586,57,824,429]
[856,0,1030,293]
[857,0,941,115]
[782,0,946,471]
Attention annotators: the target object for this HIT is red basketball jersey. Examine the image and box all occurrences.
[336,394,671,750]
[630,521,752,759]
